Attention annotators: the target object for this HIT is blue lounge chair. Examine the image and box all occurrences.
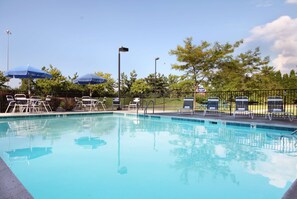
[178,97,194,114]
[203,97,219,116]
[233,96,254,119]
[266,96,293,121]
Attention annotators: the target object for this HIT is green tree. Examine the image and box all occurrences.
[288,69,297,89]
[120,72,128,96]
[0,71,9,89]
[127,70,137,94]
[144,73,169,97]
[252,66,282,90]
[282,69,297,89]
[120,70,138,97]
[210,47,271,91]
[235,47,270,89]
[130,79,151,96]
[165,75,196,97]
[167,74,180,97]
[275,70,283,88]
[88,72,115,97]
[210,60,242,91]
[170,37,242,105]
[35,65,67,96]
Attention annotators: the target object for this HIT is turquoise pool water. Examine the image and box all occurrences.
[0,113,296,199]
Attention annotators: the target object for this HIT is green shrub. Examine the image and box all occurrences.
[50,97,62,111]
[60,98,76,111]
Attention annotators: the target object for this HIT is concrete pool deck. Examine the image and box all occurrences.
[0,110,296,199]
[148,111,297,129]
[0,158,33,199]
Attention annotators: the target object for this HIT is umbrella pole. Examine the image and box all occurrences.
[28,79,31,96]
[89,83,92,97]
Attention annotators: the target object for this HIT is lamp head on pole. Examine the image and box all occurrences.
[155,57,159,61]
[6,30,12,35]
[119,46,129,52]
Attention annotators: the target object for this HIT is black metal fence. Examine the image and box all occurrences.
[1,89,297,117]
[125,89,297,117]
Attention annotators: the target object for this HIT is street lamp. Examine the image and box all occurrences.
[6,30,12,71]
[154,57,159,85]
[118,46,129,110]
[154,57,159,102]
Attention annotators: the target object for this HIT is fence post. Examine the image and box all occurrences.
[284,90,287,111]
[229,92,232,115]
[163,97,165,112]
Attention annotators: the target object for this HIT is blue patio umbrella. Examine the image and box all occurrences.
[6,147,52,160]
[74,73,107,85]
[75,136,107,149]
[74,73,107,96]
[5,66,52,79]
[5,66,52,95]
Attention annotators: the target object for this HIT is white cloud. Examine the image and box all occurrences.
[247,150,297,188]
[246,16,297,73]
[286,0,297,4]
[255,0,273,7]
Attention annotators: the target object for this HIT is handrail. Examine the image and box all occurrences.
[292,130,297,135]
[282,130,297,148]
[144,100,155,114]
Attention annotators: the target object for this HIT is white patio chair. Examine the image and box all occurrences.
[97,97,106,111]
[128,98,140,110]
[41,95,52,112]
[74,97,83,110]
[81,96,98,111]
[14,94,29,113]
[29,96,42,113]
[5,95,16,113]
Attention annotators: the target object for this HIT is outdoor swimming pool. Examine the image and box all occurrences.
[0,113,296,199]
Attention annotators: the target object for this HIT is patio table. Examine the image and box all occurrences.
[12,97,50,113]
[82,98,99,111]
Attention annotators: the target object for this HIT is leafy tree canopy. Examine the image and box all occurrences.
[0,71,9,89]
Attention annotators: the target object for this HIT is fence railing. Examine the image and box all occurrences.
[125,89,297,117]
[1,89,297,117]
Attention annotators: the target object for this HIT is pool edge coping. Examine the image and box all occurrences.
[0,111,296,132]
[0,157,34,199]
[124,113,297,132]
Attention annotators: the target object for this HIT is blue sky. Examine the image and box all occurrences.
[0,0,297,86]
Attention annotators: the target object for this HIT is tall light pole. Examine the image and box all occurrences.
[6,30,12,71]
[154,57,159,105]
[118,46,129,110]
[154,57,159,90]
